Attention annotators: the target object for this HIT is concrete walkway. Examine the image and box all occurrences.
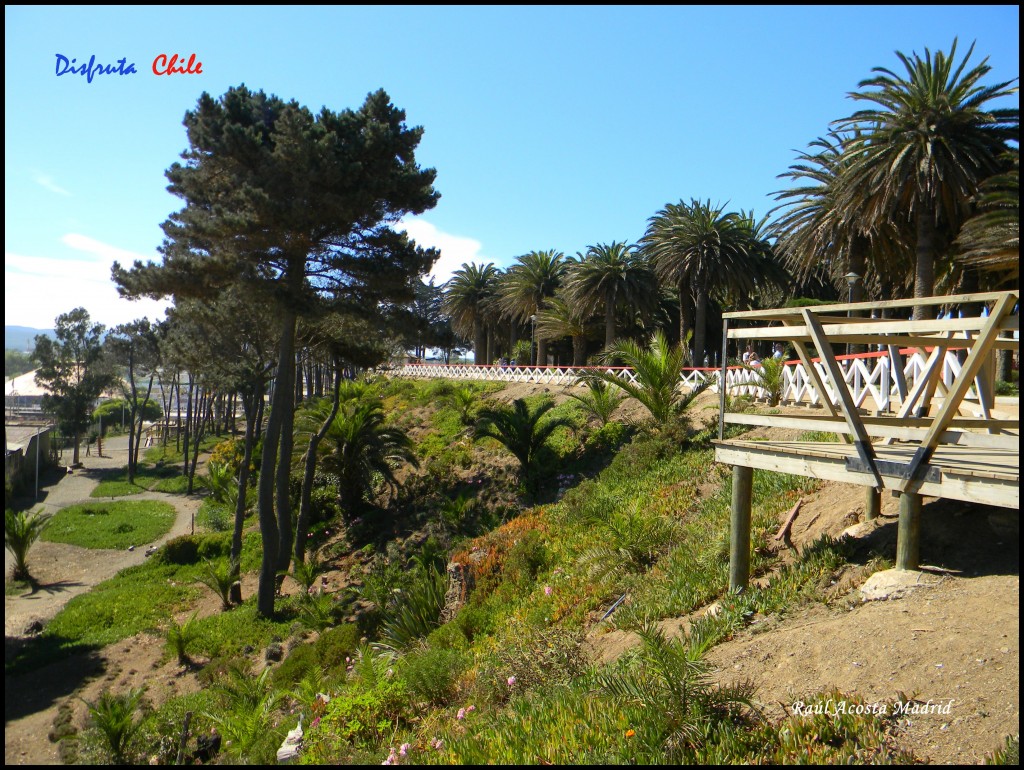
[4,434,203,636]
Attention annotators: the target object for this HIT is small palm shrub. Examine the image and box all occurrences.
[5,508,53,581]
[475,397,574,486]
[584,330,708,425]
[569,379,625,425]
[596,625,754,760]
[205,664,284,764]
[165,612,200,665]
[578,503,676,583]
[84,687,146,764]
[447,385,479,426]
[287,548,329,594]
[738,356,787,406]
[196,558,238,611]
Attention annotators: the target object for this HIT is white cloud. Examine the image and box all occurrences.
[5,235,169,329]
[398,219,501,285]
[32,171,71,196]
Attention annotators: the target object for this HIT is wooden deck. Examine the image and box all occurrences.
[715,291,1019,590]
[714,439,1019,509]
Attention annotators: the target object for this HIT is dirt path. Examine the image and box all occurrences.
[5,436,203,765]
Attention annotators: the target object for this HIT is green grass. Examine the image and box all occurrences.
[41,500,177,549]
[7,531,266,674]
[89,461,199,497]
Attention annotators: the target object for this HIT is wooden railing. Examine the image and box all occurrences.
[394,342,1008,414]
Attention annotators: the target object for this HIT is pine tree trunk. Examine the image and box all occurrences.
[232,391,257,566]
[295,366,342,564]
[276,325,298,577]
[257,310,295,617]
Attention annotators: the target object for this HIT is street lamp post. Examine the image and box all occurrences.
[844,272,861,359]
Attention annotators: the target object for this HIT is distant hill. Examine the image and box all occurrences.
[5,326,54,351]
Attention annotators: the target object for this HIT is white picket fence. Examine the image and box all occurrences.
[396,350,981,413]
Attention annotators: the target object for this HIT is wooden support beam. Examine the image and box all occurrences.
[729,465,753,592]
[896,493,922,570]
[802,309,883,489]
[781,318,848,444]
[723,290,1019,320]
[888,346,908,406]
[898,294,1018,492]
[865,487,881,521]
[718,320,728,441]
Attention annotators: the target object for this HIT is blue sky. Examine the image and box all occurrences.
[4,5,1019,329]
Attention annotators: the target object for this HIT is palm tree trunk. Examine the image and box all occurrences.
[693,285,708,367]
[473,320,486,365]
[573,334,587,366]
[276,337,298,576]
[604,298,616,350]
[913,208,937,320]
[677,285,692,350]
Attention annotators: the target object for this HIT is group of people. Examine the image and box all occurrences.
[742,343,786,367]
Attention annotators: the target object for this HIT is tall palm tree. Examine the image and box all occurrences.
[641,200,780,365]
[771,132,910,300]
[318,400,419,516]
[535,292,594,366]
[442,262,500,364]
[832,39,1018,318]
[498,250,566,365]
[564,241,659,350]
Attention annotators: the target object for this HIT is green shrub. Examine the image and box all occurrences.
[302,677,409,760]
[155,535,201,565]
[314,624,361,672]
[401,646,469,706]
[272,643,319,688]
[197,499,232,532]
[426,622,470,652]
[504,529,551,587]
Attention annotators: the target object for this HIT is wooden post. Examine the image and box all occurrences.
[730,465,753,592]
[865,488,881,521]
[896,493,921,570]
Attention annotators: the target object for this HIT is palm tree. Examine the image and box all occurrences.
[318,400,419,515]
[564,241,659,350]
[568,379,625,426]
[641,200,780,364]
[771,132,910,300]
[954,148,1019,282]
[475,398,574,485]
[85,687,147,765]
[5,508,53,582]
[832,39,1018,318]
[442,262,500,364]
[535,292,593,366]
[498,250,566,365]
[584,330,707,424]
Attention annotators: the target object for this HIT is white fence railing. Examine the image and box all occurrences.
[396,350,984,413]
